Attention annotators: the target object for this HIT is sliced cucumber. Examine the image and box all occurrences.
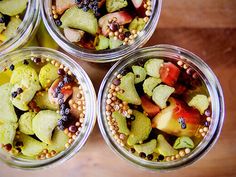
[144,59,164,78]
[39,63,59,89]
[0,83,18,123]
[152,84,175,109]
[61,6,98,35]
[0,122,18,145]
[0,0,28,16]
[134,139,157,155]
[95,35,109,50]
[132,65,147,84]
[32,110,61,144]
[18,133,47,157]
[127,110,152,146]
[48,128,68,152]
[188,94,209,115]
[117,72,141,105]
[109,37,123,49]
[143,77,161,96]
[156,134,178,156]
[173,136,194,149]
[106,0,128,13]
[112,111,130,136]
[34,91,58,111]
[19,112,36,135]
[2,17,22,40]
[129,17,146,31]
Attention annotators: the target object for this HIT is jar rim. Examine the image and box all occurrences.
[0,47,97,169]
[40,0,162,63]
[97,44,225,171]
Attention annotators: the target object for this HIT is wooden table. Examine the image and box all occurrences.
[1,0,236,176]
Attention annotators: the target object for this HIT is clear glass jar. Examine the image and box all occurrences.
[0,0,40,54]
[0,47,97,169]
[97,44,225,171]
[40,0,162,63]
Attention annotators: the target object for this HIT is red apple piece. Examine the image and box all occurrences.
[98,11,133,36]
[141,95,160,117]
[152,97,201,137]
[56,0,76,15]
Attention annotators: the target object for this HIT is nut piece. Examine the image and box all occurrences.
[64,27,85,43]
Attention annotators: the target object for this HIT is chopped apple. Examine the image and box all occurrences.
[98,11,132,36]
[152,97,201,137]
[48,79,73,105]
[141,95,160,117]
[55,0,76,15]
[64,27,85,43]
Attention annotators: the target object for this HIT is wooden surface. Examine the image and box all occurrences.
[1,0,236,177]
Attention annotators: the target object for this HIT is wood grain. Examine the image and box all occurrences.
[158,0,236,28]
[1,0,236,177]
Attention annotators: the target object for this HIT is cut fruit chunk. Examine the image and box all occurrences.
[141,95,160,117]
[64,27,85,43]
[143,77,161,96]
[127,110,151,146]
[131,0,147,17]
[112,111,130,135]
[10,65,41,111]
[0,122,18,145]
[173,136,194,149]
[0,83,17,123]
[3,17,22,40]
[32,110,61,144]
[131,0,144,9]
[18,133,47,157]
[152,84,175,109]
[144,59,164,78]
[48,128,68,152]
[109,37,123,49]
[160,62,180,86]
[117,72,141,105]
[106,0,128,13]
[152,97,201,137]
[133,139,157,155]
[188,94,209,115]
[99,11,132,35]
[36,21,59,50]
[61,6,98,35]
[48,79,73,105]
[19,112,36,135]
[156,134,178,156]
[0,0,28,16]
[34,91,58,111]
[55,0,76,15]
[39,63,59,89]
[95,35,109,50]
[129,17,146,31]
[132,65,147,84]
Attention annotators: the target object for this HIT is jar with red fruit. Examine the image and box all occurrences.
[40,0,162,62]
[97,45,225,170]
[0,47,96,169]
[0,0,40,54]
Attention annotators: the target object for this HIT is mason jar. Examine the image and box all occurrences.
[0,47,96,169]
[40,0,162,62]
[97,44,225,170]
[0,0,40,54]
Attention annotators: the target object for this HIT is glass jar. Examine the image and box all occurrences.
[40,0,162,63]
[97,44,225,171]
[0,47,97,169]
[0,0,40,54]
